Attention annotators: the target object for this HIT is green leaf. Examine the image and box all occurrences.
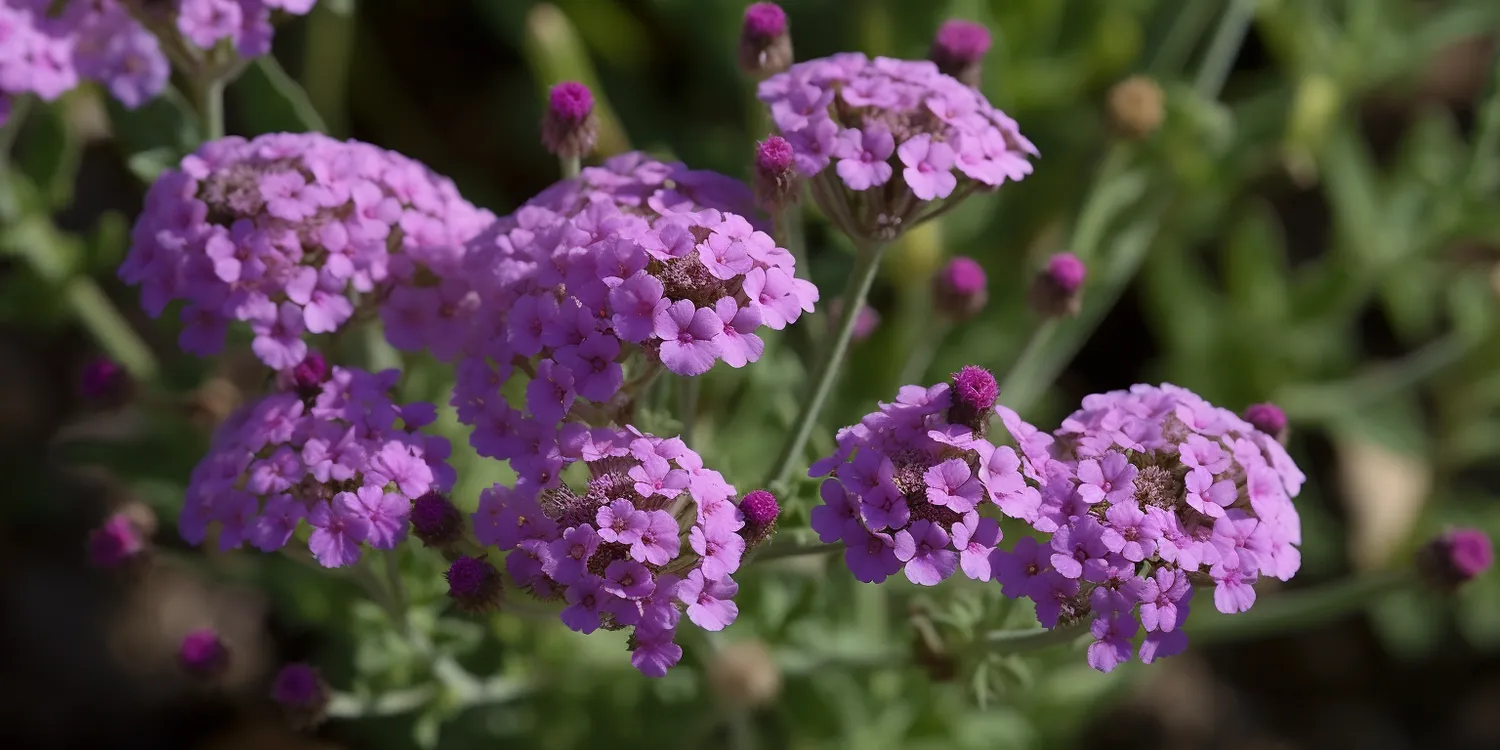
[231,56,330,135]
[107,88,200,172]
[15,99,80,207]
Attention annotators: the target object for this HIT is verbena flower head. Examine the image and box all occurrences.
[929,19,991,88]
[445,555,504,613]
[542,81,598,159]
[272,662,329,730]
[89,512,146,568]
[738,2,793,78]
[758,53,1035,241]
[0,1,169,109]
[1028,251,1087,317]
[808,366,1051,587]
[178,628,229,678]
[410,490,464,549]
[990,383,1305,672]
[471,427,757,677]
[119,132,493,368]
[1418,527,1494,590]
[753,135,799,212]
[181,365,453,568]
[933,256,987,320]
[455,152,816,462]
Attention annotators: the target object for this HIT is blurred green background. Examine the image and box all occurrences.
[4,0,1500,748]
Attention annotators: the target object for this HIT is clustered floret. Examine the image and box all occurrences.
[809,366,1034,587]
[120,132,493,368]
[472,427,773,677]
[454,151,815,487]
[758,53,1036,240]
[181,362,453,568]
[987,383,1304,672]
[0,1,317,116]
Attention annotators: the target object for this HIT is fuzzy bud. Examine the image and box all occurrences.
[1027,252,1086,318]
[80,356,128,403]
[290,350,329,392]
[1417,528,1494,591]
[410,491,465,550]
[445,555,503,613]
[272,662,330,730]
[737,489,780,548]
[178,628,230,679]
[1242,402,1288,443]
[947,365,999,433]
[928,19,991,88]
[88,512,146,569]
[738,3,793,79]
[1107,75,1165,141]
[707,639,782,710]
[932,256,988,320]
[541,81,598,160]
[753,135,799,213]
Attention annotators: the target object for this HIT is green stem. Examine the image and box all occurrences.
[382,549,410,633]
[679,376,700,445]
[981,620,1090,655]
[1193,0,1259,98]
[1274,332,1472,422]
[748,537,837,564]
[560,154,581,179]
[196,76,226,141]
[1190,569,1414,645]
[764,239,888,490]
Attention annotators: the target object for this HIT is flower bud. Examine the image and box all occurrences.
[707,639,781,710]
[947,365,998,433]
[1027,252,1086,318]
[272,662,330,730]
[541,81,598,160]
[88,512,146,569]
[737,489,780,548]
[290,350,328,391]
[178,628,230,679]
[928,19,991,88]
[828,298,880,342]
[80,356,128,404]
[1107,75,1165,141]
[411,491,464,551]
[738,3,793,79]
[1417,528,1493,591]
[1242,402,1288,443]
[752,135,798,213]
[932,256,987,320]
[445,555,503,613]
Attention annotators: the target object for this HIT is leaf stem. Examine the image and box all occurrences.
[196,75,226,141]
[560,154,581,179]
[747,537,836,564]
[1190,569,1415,645]
[764,239,887,490]
[981,620,1090,655]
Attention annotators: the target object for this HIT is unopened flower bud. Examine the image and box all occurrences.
[1027,252,1086,318]
[445,555,503,613]
[1417,528,1493,591]
[411,491,464,550]
[272,662,330,730]
[738,3,793,79]
[928,19,991,88]
[753,135,799,213]
[1107,75,1165,141]
[88,512,146,568]
[178,628,230,679]
[1242,402,1288,443]
[290,350,328,392]
[541,81,598,160]
[80,356,128,403]
[932,256,988,320]
[737,489,780,548]
[948,365,998,433]
[707,639,782,710]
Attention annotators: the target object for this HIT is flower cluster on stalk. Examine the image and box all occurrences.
[120,132,494,367]
[758,53,1036,240]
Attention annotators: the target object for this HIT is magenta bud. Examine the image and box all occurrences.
[737,489,780,549]
[738,3,793,78]
[178,628,230,678]
[933,256,988,320]
[410,491,464,550]
[541,81,598,160]
[272,662,330,729]
[1242,402,1288,441]
[445,555,503,613]
[948,365,998,432]
[929,19,991,87]
[80,356,128,402]
[88,513,146,568]
[291,350,328,391]
[753,135,799,212]
[1418,528,1494,591]
[1028,252,1087,318]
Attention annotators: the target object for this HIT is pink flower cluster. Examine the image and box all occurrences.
[808,366,1036,587]
[988,383,1304,672]
[473,427,763,677]
[1,0,167,112]
[757,53,1036,239]
[182,363,454,568]
[454,152,815,485]
[120,132,494,368]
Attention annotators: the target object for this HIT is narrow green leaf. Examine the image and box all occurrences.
[232,56,330,135]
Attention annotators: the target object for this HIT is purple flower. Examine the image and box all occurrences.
[307,499,371,568]
[1076,451,1137,506]
[895,520,959,586]
[741,266,806,331]
[1089,560,1149,614]
[545,524,600,584]
[525,358,578,423]
[1100,502,1160,562]
[1418,527,1494,589]
[811,479,862,544]
[654,299,723,376]
[561,576,607,633]
[630,629,684,678]
[88,514,144,568]
[952,516,1001,581]
[1049,517,1110,580]
[859,479,910,532]
[596,499,648,545]
[1032,571,1081,628]
[630,510,683,566]
[1087,614,1138,673]
[1139,628,1190,664]
[845,528,902,584]
[629,455,688,499]
[1184,468,1237,518]
[690,522,746,581]
[1139,567,1192,632]
[602,559,656,600]
[899,134,958,200]
[924,458,983,513]
[991,536,1051,600]
[834,124,896,190]
[341,486,409,550]
[367,443,436,500]
[712,298,766,368]
[178,629,229,677]
[1211,559,1257,614]
[678,570,739,631]
[252,494,306,552]
[608,272,665,343]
